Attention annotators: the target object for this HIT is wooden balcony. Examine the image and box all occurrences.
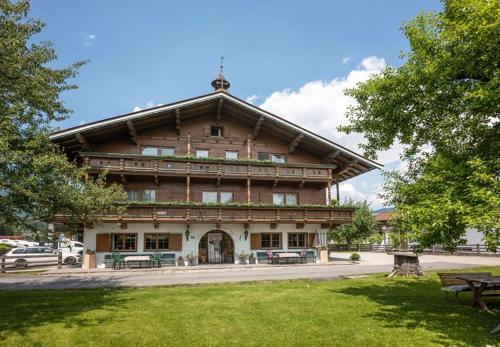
[82,152,334,182]
[98,204,354,225]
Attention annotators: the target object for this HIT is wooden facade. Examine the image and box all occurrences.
[49,88,382,266]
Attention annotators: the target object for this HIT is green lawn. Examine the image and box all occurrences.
[1,267,499,347]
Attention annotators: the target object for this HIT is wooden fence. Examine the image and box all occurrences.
[329,244,500,256]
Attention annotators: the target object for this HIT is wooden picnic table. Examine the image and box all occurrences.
[457,275,500,310]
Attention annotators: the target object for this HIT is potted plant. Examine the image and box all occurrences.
[177,256,185,266]
[238,252,249,265]
[186,253,198,266]
[83,249,96,269]
[248,253,256,264]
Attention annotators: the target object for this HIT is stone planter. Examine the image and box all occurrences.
[83,253,96,269]
[177,259,185,266]
[249,257,257,264]
[238,257,249,265]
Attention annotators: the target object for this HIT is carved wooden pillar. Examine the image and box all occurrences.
[186,162,191,203]
[327,180,332,205]
[187,133,191,156]
[336,178,340,202]
[247,134,251,159]
[247,178,251,204]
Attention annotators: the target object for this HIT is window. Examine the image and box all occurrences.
[142,189,156,202]
[258,152,270,161]
[145,233,169,250]
[13,248,25,254]
[196,149,209,158]
[225,151,238,160]
[220,192,234,203]
[261,233,281,248]
[127,190,140,201]
[112,234,137,251]
[141,147,158,156]
[202,191,218,204]
[141,147,175,156]
[258,152,287,163]
[288,233,307,248]
[160,147,175,156]
[202,191,234,204]
[210,126,223,137]
[271,154,286,163]
[273,193,298,206]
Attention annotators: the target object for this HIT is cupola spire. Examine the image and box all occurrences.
[211,56,230,92]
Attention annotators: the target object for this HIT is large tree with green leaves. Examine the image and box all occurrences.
[328,201,379,247]
[0,0,126,234]
[340,0,499,251]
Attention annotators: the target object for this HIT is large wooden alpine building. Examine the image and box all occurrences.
[50,71,382,267]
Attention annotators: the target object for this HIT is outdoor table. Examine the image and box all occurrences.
[124,255,152,269]
[457,275,500,310]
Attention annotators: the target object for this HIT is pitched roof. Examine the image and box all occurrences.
[50,91,382,180]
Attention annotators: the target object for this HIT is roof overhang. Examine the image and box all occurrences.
[50,91,382,180]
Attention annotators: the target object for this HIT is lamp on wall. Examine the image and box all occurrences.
[185,229,190,241]
[244,229,249,240]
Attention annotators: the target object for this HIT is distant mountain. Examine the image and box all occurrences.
[373,207,395,213]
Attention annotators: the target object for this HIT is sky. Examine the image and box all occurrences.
[31,0,443,209]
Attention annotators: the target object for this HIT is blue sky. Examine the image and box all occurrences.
[31,0,443,208]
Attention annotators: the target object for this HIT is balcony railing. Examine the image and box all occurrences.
[100,204,354,224]
[82,152,334,182]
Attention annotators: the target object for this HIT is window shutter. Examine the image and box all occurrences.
[96,234,110,252]
[308,233,316,248]
[204,125,210,137]
[169,233,183,251]
[223,127,230,138]
[250,233,261,250]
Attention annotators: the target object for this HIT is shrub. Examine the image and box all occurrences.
[350,252,361,261]
[0,244,11,256]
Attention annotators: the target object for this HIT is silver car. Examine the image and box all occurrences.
[4,246,75,268]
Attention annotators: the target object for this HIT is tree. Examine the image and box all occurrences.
[339,0,499,251]
[329,200,379,247]
[0,0,127,234]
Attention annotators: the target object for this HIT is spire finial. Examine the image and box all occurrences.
[219,56,224,76]
[211,56,230,92]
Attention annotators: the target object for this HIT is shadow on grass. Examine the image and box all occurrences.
[0,276,129,335]
[330,275,499,346]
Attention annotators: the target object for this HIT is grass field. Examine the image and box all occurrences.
[1,267,499,347]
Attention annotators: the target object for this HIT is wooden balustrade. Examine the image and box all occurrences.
[84,154,333,181]
[98,205,353,224]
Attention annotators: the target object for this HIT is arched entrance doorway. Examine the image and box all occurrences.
[198,230,234,264]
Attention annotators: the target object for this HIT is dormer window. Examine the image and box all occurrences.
[211,126,223,137]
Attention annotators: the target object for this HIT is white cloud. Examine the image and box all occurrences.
[246,95,260,104]
[132,101,161,112]
[257,56,402,165]
[338,182,385,208]
[83,33,96,47]
[342,57,350,64]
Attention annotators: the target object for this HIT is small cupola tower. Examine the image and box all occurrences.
[211,56,230,92]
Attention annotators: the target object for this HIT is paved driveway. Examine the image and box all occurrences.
[1,253,498,290]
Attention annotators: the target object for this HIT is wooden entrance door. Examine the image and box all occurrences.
[198,231,234,264]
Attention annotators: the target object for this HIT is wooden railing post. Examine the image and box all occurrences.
[476,244,480,255]
[58,252,62,269]
[1,254,5,274]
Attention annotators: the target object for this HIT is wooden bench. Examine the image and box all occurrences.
[104,253,176,268]
[256,251,317,264]
[437,272,492,302]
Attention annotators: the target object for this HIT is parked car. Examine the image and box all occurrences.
[16,240,39,247]
[5,247,81,268]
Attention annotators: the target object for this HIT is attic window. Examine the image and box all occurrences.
[211,126,223,137]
